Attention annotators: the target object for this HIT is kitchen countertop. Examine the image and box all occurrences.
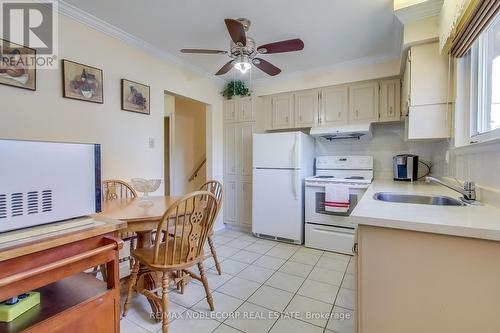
[351,180,500,241]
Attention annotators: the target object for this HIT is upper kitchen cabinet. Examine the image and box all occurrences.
[349,82,379,123]
[239,97,254,122]
[223,97,255,123]
[379,79,401,122]
[272,93,295,129]
[294,89,319,128]
[320,86,349,127]
[223,99,237,123]
[408,42,449,106]
[402,42,451,139]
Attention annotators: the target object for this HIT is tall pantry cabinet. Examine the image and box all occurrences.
[223,97,255,228]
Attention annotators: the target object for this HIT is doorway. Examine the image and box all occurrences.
[163,116,170,195]
[164,92,207,196]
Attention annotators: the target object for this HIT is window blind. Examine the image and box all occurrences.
[450,0,500,57]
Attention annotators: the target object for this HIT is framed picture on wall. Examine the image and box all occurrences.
[121,79,150,115]
[62,59,104,104]
[0,39,36,91]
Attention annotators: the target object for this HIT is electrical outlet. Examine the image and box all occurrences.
[148,137,155,148]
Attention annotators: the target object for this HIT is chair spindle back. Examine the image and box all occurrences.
[153,191,218,267]
[102,179,137,201]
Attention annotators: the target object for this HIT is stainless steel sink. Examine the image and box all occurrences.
[373,192,465,206]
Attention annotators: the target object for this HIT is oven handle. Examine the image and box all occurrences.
[311,226,355,235]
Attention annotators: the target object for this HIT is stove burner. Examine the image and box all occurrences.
[344,176,365,180]
[314,175,335,179]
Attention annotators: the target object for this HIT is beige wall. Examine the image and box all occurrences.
[172,97,206,195]
[0,14,223,195]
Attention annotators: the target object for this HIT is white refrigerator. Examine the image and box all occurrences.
[252,132,315,244]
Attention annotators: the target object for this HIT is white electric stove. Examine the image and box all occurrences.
[305,156,373,254]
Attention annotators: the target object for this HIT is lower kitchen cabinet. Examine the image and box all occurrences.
[356,225,500,333]
[237,181,252,226]
[223,178,252,228]
[223,179,237,224]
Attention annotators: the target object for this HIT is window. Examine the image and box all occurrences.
[465,13,500,142]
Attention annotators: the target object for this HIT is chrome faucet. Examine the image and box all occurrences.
[425,176,477,202]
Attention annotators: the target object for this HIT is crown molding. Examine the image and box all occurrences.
[56,1,225,86]
[394,0,444,23]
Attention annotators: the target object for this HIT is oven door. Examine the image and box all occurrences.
[305,223,355,255]
[305,184,363,228]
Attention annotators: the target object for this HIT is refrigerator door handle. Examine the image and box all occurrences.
[291,134,299,200]
[292,169,298,200]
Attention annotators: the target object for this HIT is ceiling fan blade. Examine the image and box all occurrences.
[224,19,247,46]
[252,58,281,76]
[215,60,234,75]
[180,49,227,54]
[257,38,304,54]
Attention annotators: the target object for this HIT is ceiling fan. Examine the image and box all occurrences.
[180,18,304,76]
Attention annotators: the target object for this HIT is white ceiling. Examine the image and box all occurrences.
[63,0,403,81]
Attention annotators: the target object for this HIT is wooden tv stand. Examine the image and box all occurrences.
[0,217,125,333]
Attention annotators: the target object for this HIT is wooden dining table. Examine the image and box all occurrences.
[98,195,181,315]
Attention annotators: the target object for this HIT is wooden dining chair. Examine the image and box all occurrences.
[175,180,224,293]
[199,181,224,275]
[102,180,138,269]
[123,191,218,333]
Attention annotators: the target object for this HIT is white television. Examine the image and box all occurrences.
[0,139,101,233]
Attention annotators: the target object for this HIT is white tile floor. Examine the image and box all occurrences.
[121,229,355,333]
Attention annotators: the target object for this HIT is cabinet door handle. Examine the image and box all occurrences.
[299,115,302,121]
[389,106,393,115]
[352,242,358,255]
[338,112,341,119]
[355,110,359,118]
[285,116,289,122]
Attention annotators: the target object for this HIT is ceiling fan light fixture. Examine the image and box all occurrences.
[234,55,252,74]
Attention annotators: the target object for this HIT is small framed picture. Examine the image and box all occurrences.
[121,79,150,115]
[62,59,104,104]
[0,39,36,91]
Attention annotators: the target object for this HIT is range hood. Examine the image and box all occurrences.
[309,123,372,140]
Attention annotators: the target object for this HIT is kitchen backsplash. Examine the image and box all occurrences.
[315,123,435,180]
[431,140,500,205]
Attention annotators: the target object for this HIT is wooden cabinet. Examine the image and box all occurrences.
[379,79,401,122]
[403,42,451,139]
[239,123,254,177]
[239,97,254,122]
[408,104,450,139]
[223,100,237,123]
[349,82,379,123]
[409,42,449,106]
[224,124,237,176]
[272,94,294,129]
[357,225,500,333]
[224,180,237,223]
[294,89,319,128]
[320,86,349,126]
[223,97,255,123]
[223,102,255,229]
[0,221,123,333]
[237,181,252,226]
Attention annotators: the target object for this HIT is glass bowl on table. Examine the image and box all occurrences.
[131,178,161,207]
